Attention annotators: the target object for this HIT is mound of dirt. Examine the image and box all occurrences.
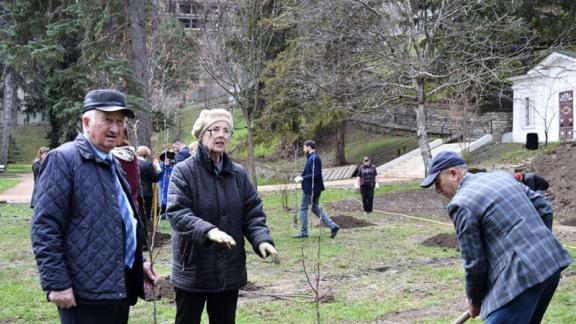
[530,142,576,221]
[421,233,459,250]
[146,276,174,302]
[330,215,375,229]
[241,281,262,292]
[328,189,448,221]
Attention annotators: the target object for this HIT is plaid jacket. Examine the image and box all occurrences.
[447,172,572,319]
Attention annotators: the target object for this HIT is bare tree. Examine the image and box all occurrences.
[198,0,279,187]
[346,0,531,172]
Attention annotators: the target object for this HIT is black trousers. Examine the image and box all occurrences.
[175,288,239,324]
[57,299,130,324]
[360,185,375,212]
[143,195,153,223]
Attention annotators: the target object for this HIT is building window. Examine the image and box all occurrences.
[179,3,191,14]
[524,97,534,127]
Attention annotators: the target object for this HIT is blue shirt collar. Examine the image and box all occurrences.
[85,136,112,161]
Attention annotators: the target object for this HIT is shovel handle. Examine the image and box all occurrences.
[452,311,470,324]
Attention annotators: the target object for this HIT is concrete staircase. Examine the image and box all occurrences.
[377,135,493,179]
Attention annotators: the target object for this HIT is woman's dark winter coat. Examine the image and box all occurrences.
[167,143,274,292]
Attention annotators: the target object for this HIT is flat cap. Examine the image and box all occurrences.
[83,89,135,118]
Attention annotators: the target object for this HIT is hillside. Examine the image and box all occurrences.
[468,142,576,221]
[1,125,51,163]
[530,143,576,221]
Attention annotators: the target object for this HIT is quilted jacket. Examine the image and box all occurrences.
[31,134,145,304]
[448,172,572,319]
[167,143,274,292]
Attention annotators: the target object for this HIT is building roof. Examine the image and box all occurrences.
[507,50,576,82]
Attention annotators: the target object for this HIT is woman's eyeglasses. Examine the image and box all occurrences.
[206,127,233,138]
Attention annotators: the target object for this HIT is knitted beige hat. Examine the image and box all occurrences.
[192,108,234,139]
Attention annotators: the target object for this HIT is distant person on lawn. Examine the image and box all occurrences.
[293,140,340,239]
[31,146,49,208]
[356,156,379,214]
[514,171,550,197]
[31,89,156,324]
[421,151,572,323]
[173,139,191,163]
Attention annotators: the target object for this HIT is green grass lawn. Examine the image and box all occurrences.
[468,143,561,168]
[0,125,51,163]
[2,186,574,323]
[0,164,32,193]
[0,177,20,193]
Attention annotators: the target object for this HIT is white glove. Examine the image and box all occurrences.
[294,176,303,183]
[258,242,280,264]
[375,182,380,189]
[354,182,359,189]
[207,228,237,249]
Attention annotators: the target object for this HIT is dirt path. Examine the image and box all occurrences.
[0,173,33,204]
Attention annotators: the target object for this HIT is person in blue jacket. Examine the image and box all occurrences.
[158,150,175,215]
[293,140,340,239]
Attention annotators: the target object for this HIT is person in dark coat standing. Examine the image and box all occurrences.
[514,171,549,196]
[136,145,159,230]
[293,140,340,239]
[173,139,191,163]
[167,108,278,324]
[421,151,572,322]
[31,89,157,324]
[31,146,49,208]
[356,156,379,214]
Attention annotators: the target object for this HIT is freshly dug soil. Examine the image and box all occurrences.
[328,189,449,221]
[146,276,174,302]
[330,215,375,229]
[530,142,576,222]
[421,233,459,250]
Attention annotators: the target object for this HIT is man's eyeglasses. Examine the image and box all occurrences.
[206,127,233,138]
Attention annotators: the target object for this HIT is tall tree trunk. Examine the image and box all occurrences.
[334,119,346,166]
[126,0,152,148]
[414,78,431,175]
[244,91,258,188]
[1,71,16,168]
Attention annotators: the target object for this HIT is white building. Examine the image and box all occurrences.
[508,50,576,144]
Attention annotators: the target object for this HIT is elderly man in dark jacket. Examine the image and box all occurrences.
[167,108,278,324]
[31,89,156,324]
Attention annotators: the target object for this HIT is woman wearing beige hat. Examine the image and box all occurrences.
[166,108,278,324]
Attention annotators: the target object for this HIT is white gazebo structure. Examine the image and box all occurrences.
[507,50,576,144]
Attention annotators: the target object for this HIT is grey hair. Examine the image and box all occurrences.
[439,164,468,176]
[82,110,96,135]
